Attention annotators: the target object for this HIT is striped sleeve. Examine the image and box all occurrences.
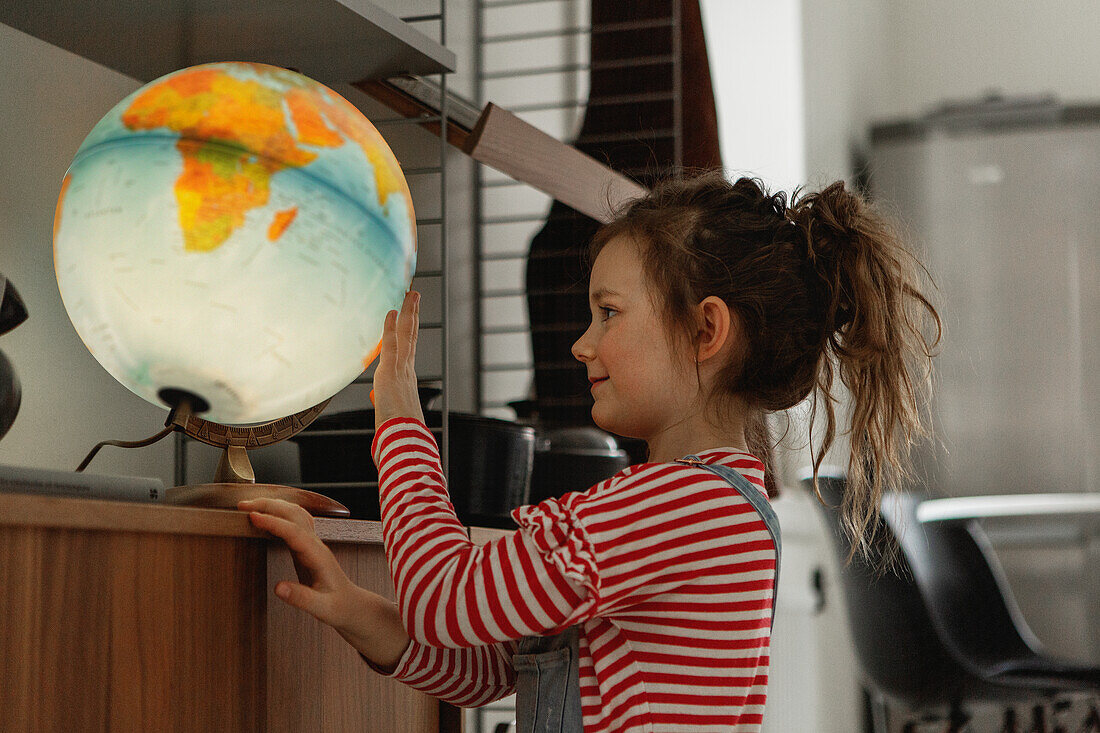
[371,418,597,648]
[375,635,518,708]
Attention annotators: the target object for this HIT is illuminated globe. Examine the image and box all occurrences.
[53,62,416,425]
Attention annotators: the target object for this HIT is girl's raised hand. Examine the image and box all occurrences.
[238,497,411,670]
[371,290,425,433]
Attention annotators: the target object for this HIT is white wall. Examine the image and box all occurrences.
[803,0,1100,183]
[800,0,886,186]
[701,0,806,193]
[876,1,1100,120]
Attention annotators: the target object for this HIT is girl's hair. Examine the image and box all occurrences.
[589,171,942,559]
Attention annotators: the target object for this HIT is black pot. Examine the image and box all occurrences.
[290,408,535,528]
[0,351,20,442]
[529,427,631,504]
[0,274,27,443]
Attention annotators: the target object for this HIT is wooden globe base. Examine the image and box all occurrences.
[164,482,350,517]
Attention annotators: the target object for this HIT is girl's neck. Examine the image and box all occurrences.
[644,410,751,463]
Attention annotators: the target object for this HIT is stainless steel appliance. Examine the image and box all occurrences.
[868,97,1100,497]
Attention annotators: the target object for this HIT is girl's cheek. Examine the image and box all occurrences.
[593,333,612,359]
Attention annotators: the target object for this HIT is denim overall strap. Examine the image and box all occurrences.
[513,625,585,733]
[678,456,782,628]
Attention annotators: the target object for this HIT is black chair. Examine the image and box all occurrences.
[883,492,1100,692]
[808,474,1100,732]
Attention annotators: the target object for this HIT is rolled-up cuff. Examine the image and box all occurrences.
[512,498,600,603]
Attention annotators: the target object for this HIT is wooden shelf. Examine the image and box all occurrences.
[0,0,455,84]
[0,491,385,543]
[355,78,648,223]
[463,103,648,223]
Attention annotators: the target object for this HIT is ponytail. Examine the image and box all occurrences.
[789,182,942,559]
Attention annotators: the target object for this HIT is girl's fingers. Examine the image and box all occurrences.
[247,510,323,560]
[273,580,331,620]
[411,292,420,355]
[238,497,315,530]
[375,309,399,374]
[396,290,419,363]
[242,507,342,587]
[372,292,421,420]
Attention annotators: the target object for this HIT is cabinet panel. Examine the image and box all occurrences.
[0,496,446,732]
[0,525,266,731]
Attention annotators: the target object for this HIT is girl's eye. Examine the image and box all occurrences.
[599,306,617,321]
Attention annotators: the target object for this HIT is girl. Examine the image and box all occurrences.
[239,172,941,732]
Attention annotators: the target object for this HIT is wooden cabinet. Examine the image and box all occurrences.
[0,493,460,732]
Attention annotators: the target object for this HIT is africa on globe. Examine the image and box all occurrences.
[53,62,416,425]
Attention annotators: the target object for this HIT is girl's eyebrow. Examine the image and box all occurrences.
[589,287,622,303]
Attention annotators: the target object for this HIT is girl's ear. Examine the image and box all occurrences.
[695,296,735,363]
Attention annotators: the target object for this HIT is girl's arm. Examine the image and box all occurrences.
[239,497,517,707]
[381,635,518,707]
[372,418,600,648]
[370,291,601,647]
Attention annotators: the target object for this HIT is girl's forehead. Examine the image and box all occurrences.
[590,235,645,288]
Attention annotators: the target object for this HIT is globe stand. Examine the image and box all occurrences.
[161,395,350,517]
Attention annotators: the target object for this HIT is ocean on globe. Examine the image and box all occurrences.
[53,62,416,425]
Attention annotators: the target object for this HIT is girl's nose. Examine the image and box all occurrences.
[571,324,594,362]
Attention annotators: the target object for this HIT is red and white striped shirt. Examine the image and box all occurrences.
[371,417,776,732]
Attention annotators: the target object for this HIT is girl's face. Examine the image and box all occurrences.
[571,235,698,441]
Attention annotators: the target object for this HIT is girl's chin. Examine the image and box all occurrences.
[589,405,617,434]
[590,407,643,442]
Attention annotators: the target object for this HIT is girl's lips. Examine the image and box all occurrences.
[589,377,608,389]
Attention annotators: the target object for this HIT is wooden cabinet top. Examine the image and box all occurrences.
[0,492,515,544]
[0,492,383,544]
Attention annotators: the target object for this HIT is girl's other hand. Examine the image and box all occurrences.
[371,290,425,433]
[238,497,411,671]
